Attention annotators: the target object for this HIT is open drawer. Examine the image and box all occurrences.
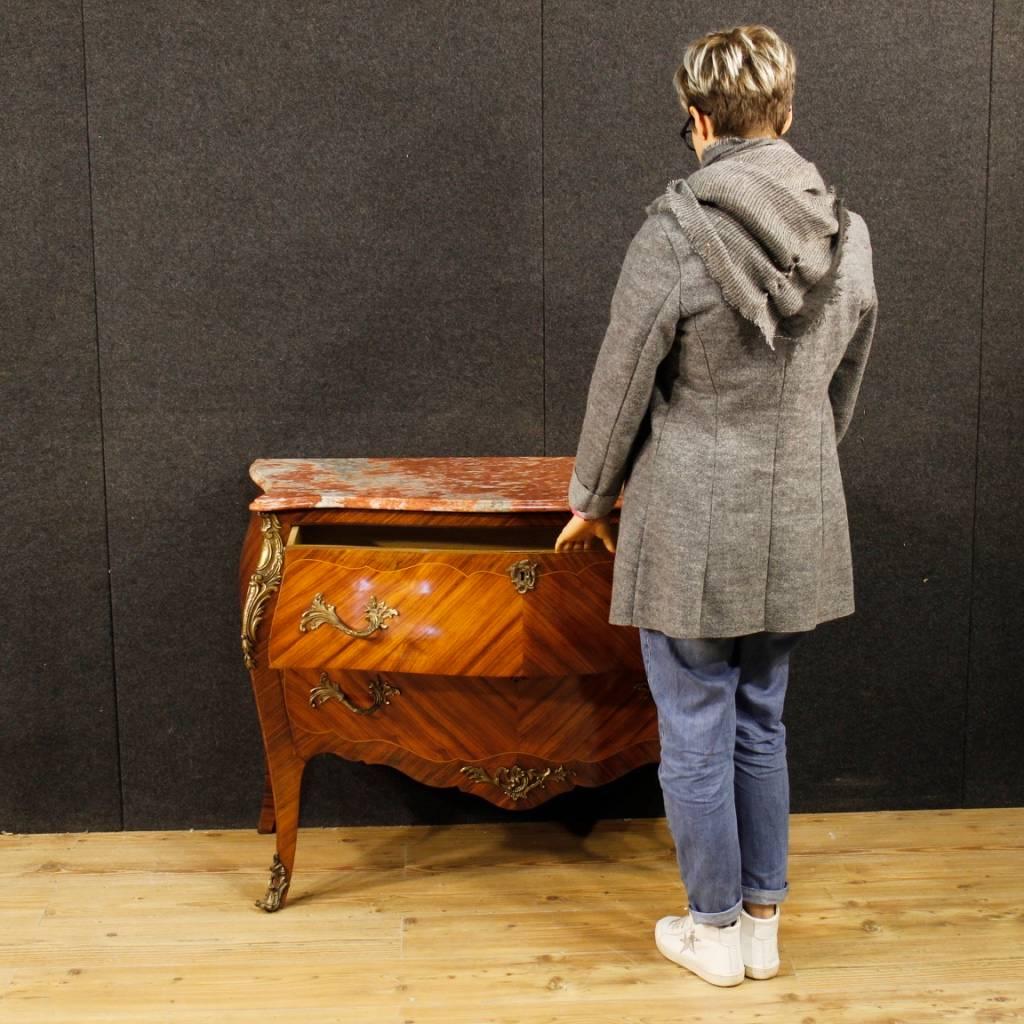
[266,521,641,677]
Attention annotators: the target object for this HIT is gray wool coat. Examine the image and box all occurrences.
[568,135,878,639]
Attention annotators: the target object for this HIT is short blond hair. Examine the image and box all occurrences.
[673,24,795,136]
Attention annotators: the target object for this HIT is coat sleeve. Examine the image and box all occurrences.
[568,215,682,518]
[829,292,878,445]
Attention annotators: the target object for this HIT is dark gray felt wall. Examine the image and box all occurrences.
[966,0,1024,807]
[3,1,1020,832]
[1,4,121,831]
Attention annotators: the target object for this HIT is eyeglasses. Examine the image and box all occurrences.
[680,115,696,151]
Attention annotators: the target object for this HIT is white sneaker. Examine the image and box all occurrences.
[739,905,781,979]
[654,913,745,987]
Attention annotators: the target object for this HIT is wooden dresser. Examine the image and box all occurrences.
[239,456,659,911]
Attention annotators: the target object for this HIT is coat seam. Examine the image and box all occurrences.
[660,216,696,319]
[763,354,788,625]
[629,411,671,622]
[818,397,826,613]
[695,315,718,635]
[629,219,689,625]
[591,279,681,497]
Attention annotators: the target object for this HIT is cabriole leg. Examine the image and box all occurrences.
[257,764,276,834]
[255,754,303,912]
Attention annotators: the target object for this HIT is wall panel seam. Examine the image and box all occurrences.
[541,0,547,455]
[963,0,998,807]
[79,0,125,829]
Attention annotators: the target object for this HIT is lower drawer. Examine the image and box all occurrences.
[282,667,657,764]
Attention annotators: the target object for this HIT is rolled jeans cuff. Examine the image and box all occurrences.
[688,895,743,927]
[741,882,789,906]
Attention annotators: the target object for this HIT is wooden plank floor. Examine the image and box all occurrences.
[2,807,1022,1023]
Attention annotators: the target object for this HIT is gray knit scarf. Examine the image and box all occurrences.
[649,135,849,350]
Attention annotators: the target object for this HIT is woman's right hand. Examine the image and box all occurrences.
[554,514,617,554]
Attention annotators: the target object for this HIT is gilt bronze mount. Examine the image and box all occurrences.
[460,763,575,801]
[299,593,399,638]
[255,852,290,913]
[241,513,284,669]
[309,673,401,715]
[508,559,539,593]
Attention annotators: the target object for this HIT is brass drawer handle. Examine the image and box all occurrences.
[460,763,574,801]
[299,592,399,637]
[309,673,400,715]
[508,559,539,593]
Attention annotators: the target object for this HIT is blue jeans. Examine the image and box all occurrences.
[639,627,809,927]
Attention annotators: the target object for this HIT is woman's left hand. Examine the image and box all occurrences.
[554,514,617,553]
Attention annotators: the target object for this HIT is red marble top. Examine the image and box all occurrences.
[249,456,615,513]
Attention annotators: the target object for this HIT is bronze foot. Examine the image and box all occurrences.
[255,852,290,912]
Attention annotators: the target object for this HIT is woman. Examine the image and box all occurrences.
[554,24,878,988]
